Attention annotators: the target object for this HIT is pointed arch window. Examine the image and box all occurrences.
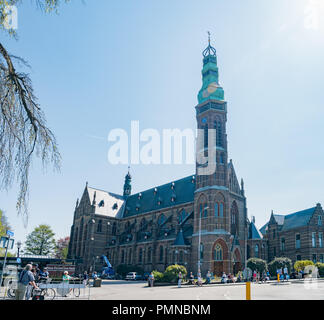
[159,246,164,262]
[97,220,102,233]
[214,203,219,217]
[138,248,143,263]
[214,244,223,261]
[255,244,259,258]
[204,203,208,217]
[219,203,224,217]
[216,121,222,147]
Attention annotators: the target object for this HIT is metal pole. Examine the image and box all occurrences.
[198,212,201,274]
[0,236,10,290]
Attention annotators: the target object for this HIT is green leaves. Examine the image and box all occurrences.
[24,224,56,256]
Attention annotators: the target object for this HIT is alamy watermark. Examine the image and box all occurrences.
[107,121,219,175]
[304,0,322,30]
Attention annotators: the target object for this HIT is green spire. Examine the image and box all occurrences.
[198,33,224,104]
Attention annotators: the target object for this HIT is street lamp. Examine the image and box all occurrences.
[198,206,208,274]
[16,241,22,258]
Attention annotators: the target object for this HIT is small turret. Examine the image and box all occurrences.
[123,167,132,197]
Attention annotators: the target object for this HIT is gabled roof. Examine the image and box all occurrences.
[123,175,196,217]
[87,187,125,218]
[260,214,284,235]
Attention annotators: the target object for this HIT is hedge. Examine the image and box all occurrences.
[163,264,187,283]
[247,258,268,273]
[268,257,292,276]
[293,260,314,272]
[315,263,324,277]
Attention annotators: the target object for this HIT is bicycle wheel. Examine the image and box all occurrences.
[73,287,80,297]
[44,288,56,300]
[7,288,15,298]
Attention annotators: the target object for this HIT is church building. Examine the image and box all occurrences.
[67,38,265,276]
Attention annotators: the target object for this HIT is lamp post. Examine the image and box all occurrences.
[198,206,208,274]
[16,241,22,258]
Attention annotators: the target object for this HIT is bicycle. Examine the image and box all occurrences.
[31,278,56,300]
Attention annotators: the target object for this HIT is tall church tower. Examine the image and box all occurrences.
[192,35,234,275]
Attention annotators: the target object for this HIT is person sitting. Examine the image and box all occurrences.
[221,272,227,284]
[188,272,195,285]
[205,271,211,284]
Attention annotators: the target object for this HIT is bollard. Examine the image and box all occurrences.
[277,274,280,282]
[246,282,251,300]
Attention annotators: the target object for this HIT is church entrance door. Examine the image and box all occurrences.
[213,262,223,277]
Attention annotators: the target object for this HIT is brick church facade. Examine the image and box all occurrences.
[67,39,324,276]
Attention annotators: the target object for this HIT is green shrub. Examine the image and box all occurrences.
[116,264,144,277]
[247,258,268,273]
[294,260,314,272]
[268,257,293,276]
[152,270,164,283]
[163,264,187,283]
[315,263,324,277]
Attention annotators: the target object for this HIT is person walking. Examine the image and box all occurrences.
[197,271,203,286]
[15,264,39,300]
[178,272,183,288]
[253,270,257,283]
[283,266,288,282]
[83,271,89,286]
[148,272,154,287]
[221,272,227,284]
[206,270,211,285]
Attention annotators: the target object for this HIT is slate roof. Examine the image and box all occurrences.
[260,207,317,235]
[123,175,196,217]
[87,187,125,218]
[280,207,316,232]
[249,222,263,239]
[173,229,189,246]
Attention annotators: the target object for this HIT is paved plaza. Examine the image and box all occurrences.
[89,279,324,300]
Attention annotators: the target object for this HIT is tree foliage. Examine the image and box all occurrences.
[24,224,56,255]
[0,209,13,256]
[0,1,72,222]
[268,257,292,276]
[55,236,69,259]
[315,263,324,277]
[247,258,268,273]
[163,264,187,283]
[294,260,314,272]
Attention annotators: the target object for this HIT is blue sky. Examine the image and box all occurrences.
[1,0,324,252]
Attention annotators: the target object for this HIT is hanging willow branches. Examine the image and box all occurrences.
[0,0,70,224]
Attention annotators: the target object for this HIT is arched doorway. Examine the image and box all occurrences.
[212,239,228,276]
[232,248,242,275]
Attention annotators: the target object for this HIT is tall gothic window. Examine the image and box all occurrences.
[219,203,224,217]
[138,248,143,263]
[204,124,208,150]
[97,220,102,233]
[148,247,152,263]
[216,121,222,147]
[214,244,222,261]
[159,246,164,262]
[204,203,208,218]
[255,244,259,258]
[230,201,239,235]
[199,204,203,218]
[215,203,219,217]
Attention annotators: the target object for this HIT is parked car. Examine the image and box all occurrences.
[125,272,143,281]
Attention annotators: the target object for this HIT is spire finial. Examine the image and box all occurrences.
[207,31,211,45]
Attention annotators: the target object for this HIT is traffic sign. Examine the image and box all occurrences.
[6,230,14,237]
